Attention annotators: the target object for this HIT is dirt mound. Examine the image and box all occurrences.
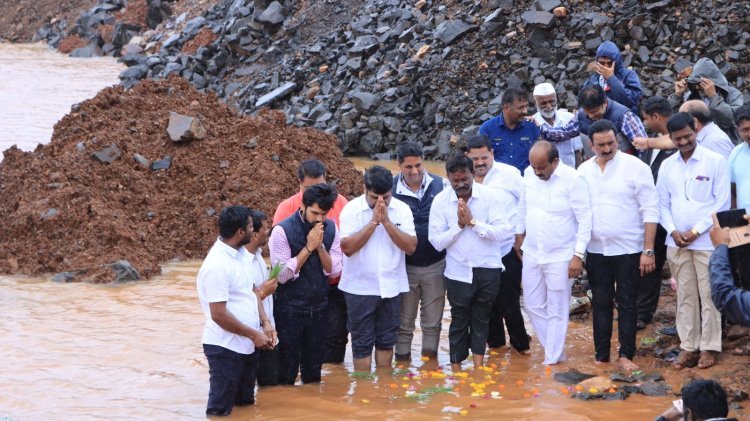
[0,0,95,42]
[0,75,363,282]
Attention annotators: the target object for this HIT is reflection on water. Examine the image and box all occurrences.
[0,261,673,420]
[0,43,124,160]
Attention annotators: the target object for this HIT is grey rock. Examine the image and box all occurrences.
[521,11,555,28]
[553,369,596,385]
[53,272,76,283]
[119,64,149,83]
[534,0,561,12]
[257,1,286,25]
[110,260,140,283]
[255,82,296,107]
[359,130,383,155]
[244,137,258,149]
[70,44,102,58]
[151,156,172,171]
[349,35,380,55]
[167,112,207,142]
[484,8,505,23]
[132,153,150,168]
[433,20,474,45]
[351,91,380,114]
[206,208,216,217]
[91,144,122,164]
[41,208,59,220]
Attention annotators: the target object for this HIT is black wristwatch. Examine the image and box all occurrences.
[643,249,655,257]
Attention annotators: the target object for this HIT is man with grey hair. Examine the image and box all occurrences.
[532,82,583,168]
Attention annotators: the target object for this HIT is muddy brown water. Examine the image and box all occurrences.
[1,43,676,420]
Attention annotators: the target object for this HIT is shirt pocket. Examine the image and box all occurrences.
[689,178,713,203]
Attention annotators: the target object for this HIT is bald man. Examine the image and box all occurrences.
[677,100,735,159]
[532,83,583,167]
[516,141,592,365]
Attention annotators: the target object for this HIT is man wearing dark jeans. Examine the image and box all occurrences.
[269,184,343,384]
[196,206,273,416]
[634,96,677,329]
[429,155,516,369]
[577,120,659,371]
[464,134,529,353]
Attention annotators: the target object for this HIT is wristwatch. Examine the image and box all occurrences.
[643,249,655,257]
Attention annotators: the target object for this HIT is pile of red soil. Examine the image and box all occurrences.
[0,76,363,282]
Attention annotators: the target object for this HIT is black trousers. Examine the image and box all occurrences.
[324,284,348,364]
[203,344,259,416]
[586,252,640,361]
[446,268,502,364]
[487,251,530,351]
[637,225,668,323]
[274,308,325,385]
[256,347,279,387]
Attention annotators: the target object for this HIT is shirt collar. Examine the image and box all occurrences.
[448,183,482,202]
[215,237,242,259]
[354,194,395,212]
[696,122,716,141]
[549,162,564,180]
[682,144,705,162]
[398,170,432,194]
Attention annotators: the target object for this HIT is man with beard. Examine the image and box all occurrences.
[197,205,274,416]
[464,134,530,355]
[269,184,343,384]
[518,141,592,365]
[479,87,541,172]
[429,155,516,369]
[577,120,659,372]
[339,166,417,372]
[532,82,583,168]
[657,112,730,370]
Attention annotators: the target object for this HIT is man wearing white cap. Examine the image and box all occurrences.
[532,83,584,168]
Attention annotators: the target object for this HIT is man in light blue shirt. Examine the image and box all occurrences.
[730,105,750,210]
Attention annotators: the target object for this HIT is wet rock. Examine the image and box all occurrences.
[69,44,102,58]
[255,82,296,107]
[151,156,172,171]
[53,271,77,283]
[167,112,207,142]
[433,20,475,45]
[91,143,123,164]
[521,11,555,28]
[578,376,615,391]
[110,260,140,283]
[553,369,596,385]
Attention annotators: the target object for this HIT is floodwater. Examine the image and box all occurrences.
[0,44,676,420]
[0,43,124,159]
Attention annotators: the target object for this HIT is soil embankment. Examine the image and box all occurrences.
[0,76,362,282]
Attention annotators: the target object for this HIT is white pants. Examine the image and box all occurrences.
[522,259,572,365]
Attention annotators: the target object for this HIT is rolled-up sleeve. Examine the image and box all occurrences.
[570,175,592,255]
[268,225,299,284]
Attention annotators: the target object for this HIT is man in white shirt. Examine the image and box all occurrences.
[532,82,583,168]
[196,206,273,416]
[679,100,735,159]
[429,155,516,369]
[245,209,280,387]
[465,134,530,354]
[657,112,731,370]
[577,120,659,372]
[339,166,417,372]
[518,141,592,365]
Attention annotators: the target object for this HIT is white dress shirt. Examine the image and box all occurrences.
[395,170,450,200]
[197,238,260,355]
[578,151,660,256]
[479,163,524,236]
[518,163,592,264]
[533,109,583,167]
[656,145,731,251]
[338,195,416,298]
[428,182,516,283]
[696,122,735,160]
[248,248,274,329]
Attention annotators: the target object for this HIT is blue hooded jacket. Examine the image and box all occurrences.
[583,41,643,114]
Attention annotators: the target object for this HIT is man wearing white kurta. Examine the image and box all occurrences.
[657,112,730,370]
[429,155,516,369]
[464,134,530,353]
[532,82,583,168]
[577,120,659,372]
[518,141,592,365]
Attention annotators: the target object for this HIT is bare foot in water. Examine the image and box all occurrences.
[617,357,639,372]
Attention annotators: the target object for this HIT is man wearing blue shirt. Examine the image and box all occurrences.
[479,87,541,173]
[729,105,750,291]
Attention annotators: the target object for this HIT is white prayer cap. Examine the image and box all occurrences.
[533,82,556,96]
